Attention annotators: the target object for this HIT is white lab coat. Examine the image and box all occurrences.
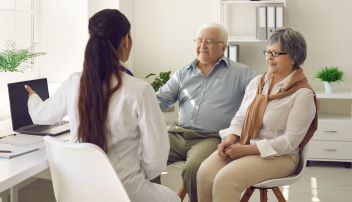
[28,72,180,202]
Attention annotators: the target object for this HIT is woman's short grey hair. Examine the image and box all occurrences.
[267,28,307,69]
[197,23,228,43]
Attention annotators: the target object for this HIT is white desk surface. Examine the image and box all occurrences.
[0,147,48,193]
[0,118,70,193]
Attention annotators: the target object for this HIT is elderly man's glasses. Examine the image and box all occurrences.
[194,38,224,47]
[263,50,287,57]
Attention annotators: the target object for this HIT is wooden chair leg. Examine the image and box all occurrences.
[240,186,287,202]
[259,188,268,202]
[178,184,186,201]
[240,187,255,202]
[272,187,286,202]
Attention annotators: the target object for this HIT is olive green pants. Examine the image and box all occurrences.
[167,123,221,202]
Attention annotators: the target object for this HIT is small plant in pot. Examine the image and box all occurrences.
[315,65,343,93]
[145,71,175,112]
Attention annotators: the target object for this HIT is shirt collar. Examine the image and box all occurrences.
[278,70,297,88]
[119,61,134,76]
[265,70,297,88]
[186,56,229,70]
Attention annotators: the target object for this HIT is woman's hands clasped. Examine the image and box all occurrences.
[218,134,260,160]
[218,134,238,159]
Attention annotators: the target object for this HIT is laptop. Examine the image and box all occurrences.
[7,78,70,136]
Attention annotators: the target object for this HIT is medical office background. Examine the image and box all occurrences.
[1,0,352,123]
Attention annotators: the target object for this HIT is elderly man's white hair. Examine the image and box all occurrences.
[197,23,228,43]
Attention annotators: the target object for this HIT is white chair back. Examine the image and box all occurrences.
[255,143,310,188]
[44,136,130,202]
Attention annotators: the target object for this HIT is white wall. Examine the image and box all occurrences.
[133,0,352,92]
[88,0,119,18]
[133,0,220,78]
[38,0,88,82]
[286,0,352,91]
[87,0,135,69]
[38,0,135,82]
[119,0,135,70]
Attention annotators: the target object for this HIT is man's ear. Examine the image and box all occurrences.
[223,44,228,52]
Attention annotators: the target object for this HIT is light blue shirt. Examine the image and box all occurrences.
[157,57,256,134]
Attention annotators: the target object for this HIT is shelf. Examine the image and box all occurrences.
[221,0,286,43]
[228,36,267,42]
[316,92,352,99]
[318,114,352,122]
[222,0,285,5]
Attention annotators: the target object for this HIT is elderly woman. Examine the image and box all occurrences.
[196,28,318,202]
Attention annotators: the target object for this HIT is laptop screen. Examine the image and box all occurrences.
[7,78,49,130]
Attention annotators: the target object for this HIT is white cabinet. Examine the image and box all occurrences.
[308,92,352,168]
[220,0,286,42]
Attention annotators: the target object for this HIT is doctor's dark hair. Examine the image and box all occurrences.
[78,9,130,152]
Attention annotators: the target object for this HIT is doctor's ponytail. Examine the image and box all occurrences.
[77,9,131,152]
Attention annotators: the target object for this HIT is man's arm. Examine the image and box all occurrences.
[156,71,180,111]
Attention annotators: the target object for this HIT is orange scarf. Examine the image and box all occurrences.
[239,68,318,150]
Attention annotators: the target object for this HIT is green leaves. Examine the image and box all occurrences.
[145,71,171,92]
[315,66,344,83]
[0,42,45,72]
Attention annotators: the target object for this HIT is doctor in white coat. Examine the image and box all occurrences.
[25,9,180,202]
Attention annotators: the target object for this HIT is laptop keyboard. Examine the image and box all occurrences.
[26,121,69,132]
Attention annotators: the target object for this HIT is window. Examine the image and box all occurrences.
[0,0,37,71]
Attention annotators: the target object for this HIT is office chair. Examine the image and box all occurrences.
[240,144,310,202]
[44,136,130,202]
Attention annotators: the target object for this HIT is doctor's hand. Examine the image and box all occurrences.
[218,134,238,159]
[24,85,35,97]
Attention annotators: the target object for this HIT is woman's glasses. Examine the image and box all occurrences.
[263,50,287,57]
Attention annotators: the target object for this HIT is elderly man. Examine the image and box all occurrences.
[157,23,256,202]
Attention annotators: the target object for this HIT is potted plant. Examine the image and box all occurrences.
[144,71,171,92]
[145,71,175,112]
[315,65,344,93]
[0,42,45,120]
[0,41,45,72]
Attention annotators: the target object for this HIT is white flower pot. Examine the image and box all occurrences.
[324,81,333,94]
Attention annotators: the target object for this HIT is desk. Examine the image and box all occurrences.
[0,147,48,193]
[0,118,69,202]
